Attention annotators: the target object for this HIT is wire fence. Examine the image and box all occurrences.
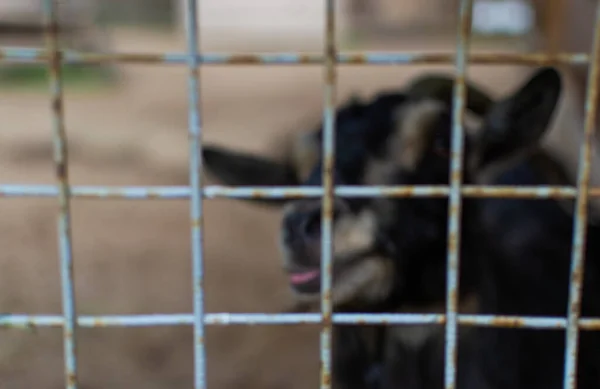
[0,0,599,388]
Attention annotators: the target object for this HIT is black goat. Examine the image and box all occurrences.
[202,67,597,389]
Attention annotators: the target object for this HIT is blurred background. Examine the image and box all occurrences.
[0,0,592,388]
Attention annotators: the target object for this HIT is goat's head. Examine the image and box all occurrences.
[203,67,562,311]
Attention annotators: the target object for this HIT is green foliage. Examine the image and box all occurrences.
[0,63,116,91]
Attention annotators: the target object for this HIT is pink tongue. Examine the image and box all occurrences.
[290,270,320,285]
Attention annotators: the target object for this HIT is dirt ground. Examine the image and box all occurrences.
[0,28,535,389]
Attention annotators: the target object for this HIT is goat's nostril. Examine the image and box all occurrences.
[284,200,347,244]
[302,203,345,239]
[302,208,322,239]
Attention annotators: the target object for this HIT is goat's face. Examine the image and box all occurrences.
[203,68,562,310]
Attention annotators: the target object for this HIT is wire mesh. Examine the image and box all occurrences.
[0,0,599,388]
[443,1,473,387]
[42,1,78,388]
[562,3,600,389]
[319,0,336,387]
[0,47,593,65]
[182,0,207,387]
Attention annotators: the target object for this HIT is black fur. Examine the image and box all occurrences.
[373,67,600,389]
[202,67,599,389]
[470,154,600,389]
[201,75,490,387]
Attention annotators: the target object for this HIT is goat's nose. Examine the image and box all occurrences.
[301,202,323,240]
[282,199,348,244]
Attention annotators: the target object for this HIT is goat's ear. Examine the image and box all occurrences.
[472,67,562,172]
[203,145,299,206]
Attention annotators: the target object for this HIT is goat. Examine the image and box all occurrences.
[202,67,597,389]
[201,75,491,388]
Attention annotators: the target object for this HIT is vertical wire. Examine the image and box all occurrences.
[444,1,474,389]
[320,0,337,387]
[43,1,78,388]
[562,3,600,389]
[184,1,207,388]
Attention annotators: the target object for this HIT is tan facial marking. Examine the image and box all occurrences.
[292,256,394,307]
[290,131,320,182]
[362,100,448,190]
[332,257,395,305]
[393,100,447,171]
[333,210,378,259]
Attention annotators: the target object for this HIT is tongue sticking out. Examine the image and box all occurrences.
[290,270,320,285]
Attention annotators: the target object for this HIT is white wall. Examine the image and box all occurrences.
[176,0,351,51]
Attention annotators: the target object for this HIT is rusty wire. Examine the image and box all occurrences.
[1,1,600,389]
[319,0,337,388]
[444,1,473,388]
[562,2,600,389]
[182,0,207,387]
[43,1,78,388]
[0,47,592,66]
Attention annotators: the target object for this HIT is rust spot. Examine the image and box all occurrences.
[548,187,566,198]
[579,320,600,331]
[324,8,337,84]
[344,54,368,64]
[0,50,591,67]
[568,258,585,317]
[146,191,163,200]
[226,55,262,65]
[571,263,584,287]
[67,372,77,387]
[55,162,67,181]
[489,317,525,328]
[46,21,59,38]
[320,352,333,387]
[283,190,306,199]
[422,53,453,64]
[321,371,332,387]
[298,54,318,64]
[447,230,458,256]
[26,322,37,333]
[191,217,201,229]
[322,297,333,324]
[51,96,63,115]
[322,201,334,222]
[92,318,106,328]
[467,185,485,198]
[450,169,462,185]
[119,53,166,64]
[325,62,336,85]
[197,335,204,345]
[250,189,267,199]
[448,289,458,310]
